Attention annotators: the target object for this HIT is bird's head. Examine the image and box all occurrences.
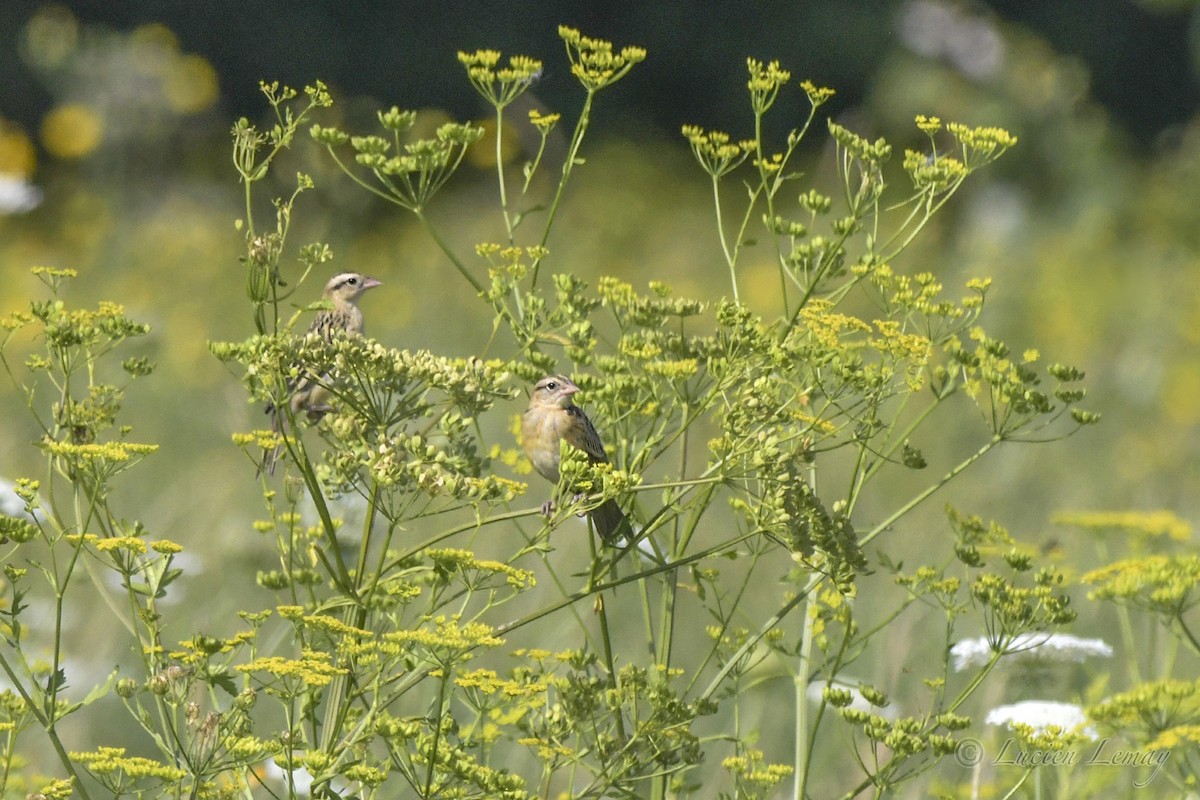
[531,375,580,409]
[323,272,382,304]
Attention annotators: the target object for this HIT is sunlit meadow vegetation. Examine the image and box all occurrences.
[2,7,1200,800]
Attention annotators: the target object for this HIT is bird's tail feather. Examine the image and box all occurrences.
[591,498,631,543]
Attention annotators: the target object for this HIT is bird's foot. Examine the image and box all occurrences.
[571,492,589,518]
[540,500,554,517]
[305,404,335,423]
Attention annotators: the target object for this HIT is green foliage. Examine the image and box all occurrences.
[9,23,1174,800]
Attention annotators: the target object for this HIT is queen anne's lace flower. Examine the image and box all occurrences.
[0,176,42,214]
[951,633,1113,672]
[986,700,1097,740]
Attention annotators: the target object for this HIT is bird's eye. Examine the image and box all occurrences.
[546,381,557,390]
[347,277,359,285]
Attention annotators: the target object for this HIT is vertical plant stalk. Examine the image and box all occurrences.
[530,89,596,288]
[423,669,453,798]
[414,208,484,295]
[710,175,741,303]
[494,108,516,245]
[792,595,815,800]
[0,657,92,800]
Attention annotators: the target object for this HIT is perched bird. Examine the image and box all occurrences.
[521,375,630,542]
[261,271,382,474]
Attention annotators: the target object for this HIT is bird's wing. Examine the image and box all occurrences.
[565,405,608,462]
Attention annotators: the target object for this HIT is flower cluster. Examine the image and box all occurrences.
[558,26,646,91]
[681,125,754,178]
[1089,678,1200,737]
[723,748,794,799]
[69,747,187,789]
[1082,554,1200,615]
[426,548,536,591]
[238,650,347,690]
[1054,509,1190,541]
[312,113,484,212]
[986,700,1097,741]
[458,49,543,109]
[947,326,1098,438]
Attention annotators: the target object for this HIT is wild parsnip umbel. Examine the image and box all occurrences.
[2,24,1150,800]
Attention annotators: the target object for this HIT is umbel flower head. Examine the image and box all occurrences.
[806,678,898,720]
[986,700,1097,740]
[951,633,1113,672]
[458,49,543,109]
[557,26,646,91]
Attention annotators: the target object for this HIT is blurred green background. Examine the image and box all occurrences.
[2,0,1200,792]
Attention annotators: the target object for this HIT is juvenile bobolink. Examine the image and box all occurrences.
[521,375,630,542]
[261,271,381,474]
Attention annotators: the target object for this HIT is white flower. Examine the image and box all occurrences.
[986,700,1097,740]
[898,0,1005,80]
[264,759,314,797]
[0,175,43,214]
[0,477,43,522]
[951,633,1113,672]
[299,489,368,531]
[629,527,662,560]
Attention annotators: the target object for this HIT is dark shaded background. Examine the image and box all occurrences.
[3,0,1198,147]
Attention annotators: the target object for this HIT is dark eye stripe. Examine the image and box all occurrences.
[330,273,363,291]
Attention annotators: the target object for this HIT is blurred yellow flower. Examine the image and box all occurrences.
[467,115,521,168]
[41,104,103,159]
[1161,359,1200,425]
[130,22,179,67]
[1054,509,1191,541]
[127,23,178,89]
[0,121,36,176]
[166,54,220,114]
[20,6,78,70]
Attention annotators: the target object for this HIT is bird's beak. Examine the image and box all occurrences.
[561,384,578,398]
[363,277,383,289]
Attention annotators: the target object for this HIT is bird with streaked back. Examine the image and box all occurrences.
[521,374,631,542]
[260,271,381,475]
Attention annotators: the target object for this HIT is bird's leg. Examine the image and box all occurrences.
[305,404,335,423]
[540,499,555,517]
[571,492,588,518]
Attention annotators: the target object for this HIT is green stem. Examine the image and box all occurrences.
[880,180,967,262]
[0,656,92,800]
[496,532,760,637]
[423,669,452,798]
[655,411,693,667]
[594,591,627,741]
[711,175,739,303]
[1092,538,1143,683]
[494,108,515,244]
[699,590,809,701]
[859,437,1001,549]
[1176,616,1200,657]
[414,209,483,295]
[752,108,792,318]
[793,597,814,800]
[531,88,596,287]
